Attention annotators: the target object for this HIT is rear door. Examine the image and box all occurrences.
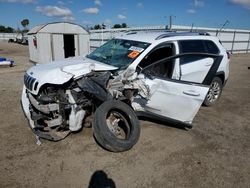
[178,40,220,83]
[138,53,222,124]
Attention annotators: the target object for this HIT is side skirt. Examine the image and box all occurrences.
[135,111,193,129]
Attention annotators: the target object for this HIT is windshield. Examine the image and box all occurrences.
[87,39,150,69]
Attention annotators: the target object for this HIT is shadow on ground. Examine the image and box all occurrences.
[88,170,116,188]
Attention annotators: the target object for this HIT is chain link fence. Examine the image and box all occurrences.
[90,25,250,54]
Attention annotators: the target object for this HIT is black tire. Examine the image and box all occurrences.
[203,77,223,106]
[93,100,140,152]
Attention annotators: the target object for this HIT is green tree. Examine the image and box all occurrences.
[21,19,29,30]
[121,23,127,28]
[0,25,14,33]
[93,24,102,30]
[6,27,14,33]
[113,24,122,28]
[112,23,128,29]
[0,25,5,32]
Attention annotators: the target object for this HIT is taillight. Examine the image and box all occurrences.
[226,51,230,59]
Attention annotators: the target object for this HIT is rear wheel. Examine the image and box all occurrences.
[93,100,140,152]
[203,77,223,106]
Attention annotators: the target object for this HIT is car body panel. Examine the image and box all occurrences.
[25,56,118,94]
[142,77,209,123]
[21,86,35,129]
[180,57,214,83]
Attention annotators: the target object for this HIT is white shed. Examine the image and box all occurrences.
[28,22,90,63]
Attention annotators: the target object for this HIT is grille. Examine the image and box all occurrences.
[24,73,37,91]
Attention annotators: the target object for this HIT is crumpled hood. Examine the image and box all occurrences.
[25,56,118,94]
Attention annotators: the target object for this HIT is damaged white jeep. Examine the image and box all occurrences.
[21,31,229,152]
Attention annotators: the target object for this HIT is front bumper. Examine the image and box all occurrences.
[21,86,70,141]
[21,86,36,129]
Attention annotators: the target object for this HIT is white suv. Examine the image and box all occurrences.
[21,31,229,151]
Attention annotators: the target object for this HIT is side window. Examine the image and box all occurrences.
[143,59,174,79]
[139,43,175,79]
[204,40,219,54]
[139,43,175,69]
[179,40,205,53]
[179,40,206,64]
[179,40,220,65]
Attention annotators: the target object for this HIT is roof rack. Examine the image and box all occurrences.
[198,32,210,36]
[126,31,137,35]
[155,32,210,40]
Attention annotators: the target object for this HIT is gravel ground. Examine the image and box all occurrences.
[0,41,250,188]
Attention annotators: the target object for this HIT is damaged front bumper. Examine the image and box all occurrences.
[21,86,75,141]
[21,70,150,142]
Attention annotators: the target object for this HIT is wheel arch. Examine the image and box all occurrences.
[216,71,225,85]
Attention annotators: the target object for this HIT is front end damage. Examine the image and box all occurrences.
[21,71,148,141]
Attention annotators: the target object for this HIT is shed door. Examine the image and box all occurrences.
[52,34,64,61]
[63,34,75,58]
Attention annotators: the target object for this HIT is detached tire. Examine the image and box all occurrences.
[203,77,223,106]
[93,100,140,152]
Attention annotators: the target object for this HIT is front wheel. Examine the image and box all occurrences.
[93,100,140,152]
[203,77,223,106]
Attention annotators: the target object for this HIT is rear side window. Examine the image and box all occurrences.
[204,40,219,54]
[179,40,205,63]
[179,40,206,53]
[179,40,219,64]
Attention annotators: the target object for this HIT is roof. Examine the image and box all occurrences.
[28,24,46,34]
[28,22,89,35]
[117,31,212,43]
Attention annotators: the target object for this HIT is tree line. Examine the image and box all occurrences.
[0,25,15,33]
[1,19,128,33]
[0,19,29,33]
[91,23,128,30]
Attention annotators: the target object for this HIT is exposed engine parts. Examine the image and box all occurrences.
[26,71,146,141]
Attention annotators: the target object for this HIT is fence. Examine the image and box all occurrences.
[1,25,250,54]
[90,25,250,53]
[0,33,16,41]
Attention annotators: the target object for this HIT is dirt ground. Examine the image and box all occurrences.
[0,41,250,188]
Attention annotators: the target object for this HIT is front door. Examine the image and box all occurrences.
[63,34,75,58]
[138,53,222,124]
[143,77,209,124]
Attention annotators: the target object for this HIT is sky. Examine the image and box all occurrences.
[0,0,250,30]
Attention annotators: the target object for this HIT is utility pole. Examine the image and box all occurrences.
[190,23,194,32]
[164,15,176,30]
[169,15,173,30]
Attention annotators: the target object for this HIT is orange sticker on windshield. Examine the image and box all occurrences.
[128,51,140,59]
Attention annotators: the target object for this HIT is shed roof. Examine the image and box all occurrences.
[28,22,89,35]
[28,24,46,34]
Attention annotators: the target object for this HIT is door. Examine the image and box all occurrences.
[52,34,64,61]
[178,40,220,83]
[139,54,221,124]
[180,57,214,83]
[143,77,209,124]
[63,34,75,58]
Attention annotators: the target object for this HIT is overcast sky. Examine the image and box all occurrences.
[0,0,250,30]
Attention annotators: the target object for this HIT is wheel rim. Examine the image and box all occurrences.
[206,81,221,103]
[106,110,131,140]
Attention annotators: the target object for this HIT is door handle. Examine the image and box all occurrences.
[183,90,200,97]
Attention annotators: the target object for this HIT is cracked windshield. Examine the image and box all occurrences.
[87,39,150,69]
